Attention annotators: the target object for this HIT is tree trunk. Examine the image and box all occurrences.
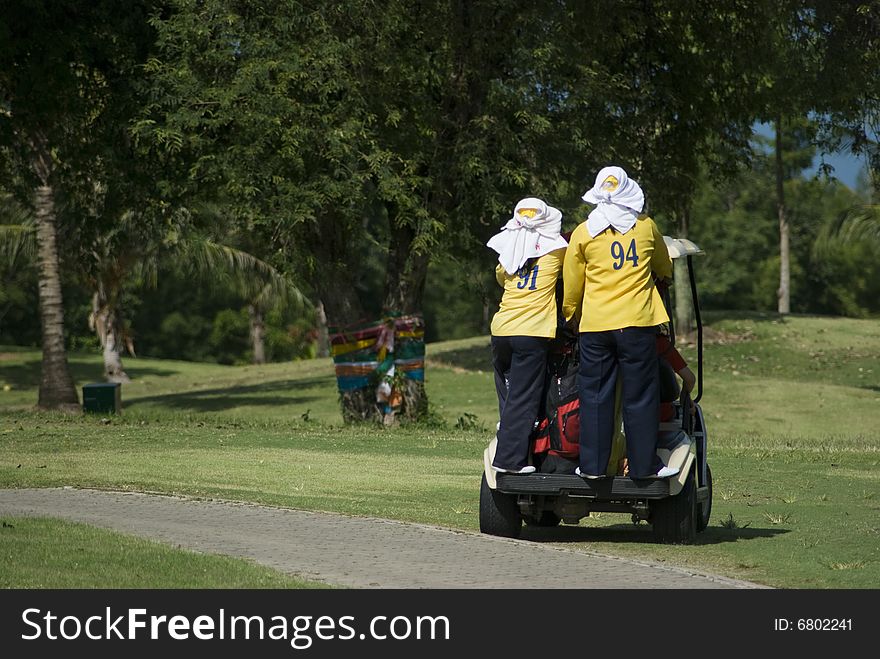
[91,292,130,383]
[248,303,266,365]
[776,120,791,315]
[673,203,694,340]
[315,299,330,359]
[35,184,80,411]
[311,228,377,423]
[314,264,366,327]
[382,222,429,315]
[382,210,430,422]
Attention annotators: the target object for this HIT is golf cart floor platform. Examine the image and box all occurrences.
[495,473,670,499]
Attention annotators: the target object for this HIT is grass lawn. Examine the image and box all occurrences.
[1,312,879,588]
[0,517,328,588]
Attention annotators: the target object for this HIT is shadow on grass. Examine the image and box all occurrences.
[427,343,492,371]
[124,377,334,412]
[1,359,181,389]
[119,365,182,379]
[1,359,102,389]
[521,523,789,545]
[701,310,786,324]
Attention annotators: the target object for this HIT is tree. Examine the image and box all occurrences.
[135,0,880,422]
[759,7,819,315]
[551,1,880,329]
[82,207,306,379]
[807,2,880,312]
[136,0,600,421]
[689,144,873,316]
[0,194,38,343]
[812,1,880,180]
[823,202,880,250]
[562,0,779,334]
[754,2,880,314]
[0,0,158,410]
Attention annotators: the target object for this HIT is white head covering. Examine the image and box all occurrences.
[582,166,645,238]
[486,197,568,275]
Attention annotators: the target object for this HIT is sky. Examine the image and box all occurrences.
[753,122,871,191]
[811,151,868,190]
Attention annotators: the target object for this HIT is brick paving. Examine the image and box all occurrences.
[0,488,766,589]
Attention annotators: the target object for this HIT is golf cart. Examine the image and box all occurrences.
[480,237,712,544]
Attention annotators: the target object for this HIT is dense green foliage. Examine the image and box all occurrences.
[685,149,880,317]
[2,1,880,371]
[6,158,874,360]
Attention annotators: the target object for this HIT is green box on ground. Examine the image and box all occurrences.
[82,383,121,414]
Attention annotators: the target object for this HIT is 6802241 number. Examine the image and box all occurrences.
[797,618,852,631]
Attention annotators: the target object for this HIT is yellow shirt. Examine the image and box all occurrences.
[562,215,672,332]
[491,248,566,338]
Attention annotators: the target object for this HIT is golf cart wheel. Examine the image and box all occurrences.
[479,473,522,538]
[650,466,697,545]
[523,511,561,527]
[696,464,713,532]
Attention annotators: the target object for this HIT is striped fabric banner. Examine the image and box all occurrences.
[329,314,425,393]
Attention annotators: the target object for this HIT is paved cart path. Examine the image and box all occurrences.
[0,488,766,589]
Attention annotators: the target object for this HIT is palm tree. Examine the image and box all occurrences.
[83,207,307,380]
[34,183,81,410]
[4,198,307,386]
[1,184,79,412]
[244,282,306,365]
[826,204,880,244]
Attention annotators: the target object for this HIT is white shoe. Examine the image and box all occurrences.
[575,467,604,480]
[655,465,680,478]
[493,465,536,474]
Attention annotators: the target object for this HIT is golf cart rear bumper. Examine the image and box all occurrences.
[495,473,671,499]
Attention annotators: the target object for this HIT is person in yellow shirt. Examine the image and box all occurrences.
[562,166,676,480]
[487,197,568,474]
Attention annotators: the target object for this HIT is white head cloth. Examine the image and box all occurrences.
[486,197,568,275]
[582,166,645,238]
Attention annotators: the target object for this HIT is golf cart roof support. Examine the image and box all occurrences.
[661,236,705,404]
[688,254,703,404]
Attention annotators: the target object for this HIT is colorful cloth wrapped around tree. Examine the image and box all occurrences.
[329,314,425,422]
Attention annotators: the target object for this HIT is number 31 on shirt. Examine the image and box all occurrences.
[610,239,639,269]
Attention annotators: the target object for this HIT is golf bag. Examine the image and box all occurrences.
[532,335,580,460]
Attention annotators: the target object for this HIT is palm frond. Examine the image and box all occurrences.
[832,204,880,242]
[0,194,37,265]
[0,225,37,266]
[176,236,308,311]
[815,204,880,257]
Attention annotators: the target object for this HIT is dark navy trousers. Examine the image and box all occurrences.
[491,335,550,471]
[578,326,663,479]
